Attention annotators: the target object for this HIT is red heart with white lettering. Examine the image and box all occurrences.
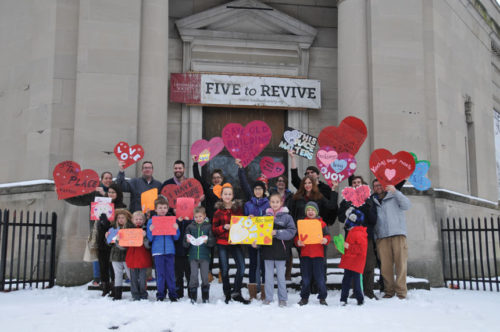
[369,149,416,187]
[53,161,100,200]
[114,141,145,169]
[318,116,367,155]
[341,185,371,207]
[259,157,285,179]
[160,178,203,208]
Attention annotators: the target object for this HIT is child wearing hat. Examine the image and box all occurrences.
[295,201,331,306]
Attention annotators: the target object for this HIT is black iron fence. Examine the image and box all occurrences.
[441,217,499,291]
[0,209,57,291]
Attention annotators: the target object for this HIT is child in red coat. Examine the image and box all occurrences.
[295,201,331,306]
[125,211,152,301]
[339,223,368,305]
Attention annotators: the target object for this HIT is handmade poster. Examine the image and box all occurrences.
[228,216,274,245]
[90,202,115,221]
[317,116,367,156]
[333,234,345,254]
[53,161,99,200]
[190,137,225,167]
[259,157,285,179]
[152,216,177,236]
[297,219,323,245]
[369,149,416,187]
[409,153,431,191]
[117,229,143,247]
[106,228,119,244]
[278,126,317,160]
[342,185,371,208]
[316,146,357,185]
[160,178,203,208]
[186,234,208,246]
[222,121,272,167]
[141,188,158,213]
[94,196,112,203]
[114,141,144,169]
[176,197,195,219]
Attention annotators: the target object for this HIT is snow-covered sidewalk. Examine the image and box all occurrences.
[1,283,499,332]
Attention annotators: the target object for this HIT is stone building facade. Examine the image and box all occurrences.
[0,0,499,286]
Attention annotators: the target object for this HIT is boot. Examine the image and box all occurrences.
[188,288,197,304]
[208,272,214,283]
[202,285,210,303]
[112,286,122,301]
[232,293,250,304]
[101,282,111,297]
[218,272,222,284]
[285,257,292,281]
[260,284,266,301]
[247,283,258,300]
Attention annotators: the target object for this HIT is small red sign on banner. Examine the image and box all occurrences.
[170,73,201,104]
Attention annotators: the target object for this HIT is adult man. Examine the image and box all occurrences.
[371,179,411,299]
[161,160,187,189]
[116,160,162,212]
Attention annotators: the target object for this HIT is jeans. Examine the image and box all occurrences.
[130,268,148,300]
[218,244,245,296]
[300,257,327,300]
[341,269,363,302]
[248,246,265,285]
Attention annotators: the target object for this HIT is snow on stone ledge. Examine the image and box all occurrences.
[0,179,54,188]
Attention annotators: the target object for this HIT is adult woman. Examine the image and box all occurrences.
[269,175,294,208]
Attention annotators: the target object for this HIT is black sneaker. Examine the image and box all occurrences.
[298,298,308,306]
[232,294,250,304]
[170,298,178,302]
[319,299,328,306]
[357,299,364,306]
[225,295,232,304]
[341,301,347,306]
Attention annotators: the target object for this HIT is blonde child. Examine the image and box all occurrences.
[109,209,133,300]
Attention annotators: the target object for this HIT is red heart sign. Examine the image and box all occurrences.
[369,149,416,187]
[222,121,272,167]
[190,137,225,167]
[160,178,203,208]
[342,185,371,207]
[53,161,99,200]
[114,142,144,169]
[259,157,285,179]
[317,116,367,155]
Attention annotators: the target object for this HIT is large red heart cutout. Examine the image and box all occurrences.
[114,141,145,169]
[369,149,416,187]
[259,157,285,179]
[341,185,371,207]
[53,161,100,200]
[222,121,272,167]
[317,116,367,155]
[190,137,225,167]
[160,178,203,208]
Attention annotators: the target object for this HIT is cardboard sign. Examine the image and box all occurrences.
[53,161,100,200]
[228,216,274,245]
[259,157,285,179]
[342,185,371,208]
[90,202,115,221]
[152,216,177,236]
[222,121,272,167]
[369,149,416,187]
[114,141,144,169]
[297,219,323,245]
[186,234,208,246]
[94,196,112,203]
[160,178,203,208]
[106,228,119,244]
[316,146,357,185]
[117,228,143,247]
[278,126,317,160]
[317,116,367,156]
[333,234,345,254]
[190,137,225,167]
[176,197,195,219]
[141,188,158,213]
[409,153,431,191]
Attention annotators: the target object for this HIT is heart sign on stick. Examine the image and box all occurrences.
[160,178,203,208]
[369,149,416,187]
[222,121,272,167]
[259,157,285,179]
[114,142,144,169]
[53,161,100,200]
[190,137,225,167]
[318,116,367,155]
[342,185,371,207]
[316,146,357,185]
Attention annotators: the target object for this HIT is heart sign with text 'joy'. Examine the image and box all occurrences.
[259,157,285,179]
[369,149,416,187]
[316,146,357,185]
[114,142,144,169]
[190,137,225,167]
[317,116,367,156]
[53,161,99,200]
[341,185,371,208]
[160,178,203,208]
[222,121,272,167]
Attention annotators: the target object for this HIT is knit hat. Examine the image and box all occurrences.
[305,166,320,175]
[256,176,269,185]
[253,181,266,191]
[305,201,319,217]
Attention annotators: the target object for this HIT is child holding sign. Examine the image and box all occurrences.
[262,193,296,307]
[146,197,180,302]
[183,207,215,303]
[125,212,152,301]
[109,209,133,300]
[294,202,331,306]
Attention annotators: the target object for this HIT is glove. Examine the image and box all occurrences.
[348,213,357,222]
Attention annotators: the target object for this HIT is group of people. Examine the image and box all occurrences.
[74,149,411,306]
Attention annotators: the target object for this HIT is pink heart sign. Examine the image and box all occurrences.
[259,157,285,179]
[222,121,272,167]
[316,146,356,185]
[53,161,100,200]
[114,142,144,169]
[369,149,416,187]
[190,137,225,167]
[342,185,371,207]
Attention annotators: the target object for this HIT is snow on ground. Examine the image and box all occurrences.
[1,283,500,332]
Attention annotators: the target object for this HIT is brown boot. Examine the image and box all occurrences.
[260,284,266,301]
[248,283,258,300]
[208,272,214,283]
[218,272,222,284]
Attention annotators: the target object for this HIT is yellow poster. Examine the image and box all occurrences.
[228,215,274,245]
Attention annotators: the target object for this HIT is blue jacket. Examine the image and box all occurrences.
[372,190,411,240]
[146,218,180,255]
[244,196,270,217]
